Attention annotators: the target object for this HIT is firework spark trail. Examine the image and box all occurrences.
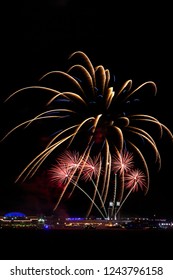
[66,116,97,148]
[127,126,161,166]
[82,154,105,217]
[16,115,99,182]
[16,124,84,182]
[103,148,112,205]
[15,134,76,183]
[73,181,106,219]
[1,105,76,143]
[46,91,87,106]
[99,139,111,205]
[88,176,108,218]
[112,79,157,105]
[2,50,173,216]
[4,86,64,102]
[39,71,85,96]
[112,173,117,218]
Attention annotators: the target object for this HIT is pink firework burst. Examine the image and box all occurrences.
[57,150,81,171]
[48,162,74,187]
[124,168,147,192]
[80,156,101,182]
[112,150,134,174]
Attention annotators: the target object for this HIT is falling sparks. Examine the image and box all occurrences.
[125,168,147,192]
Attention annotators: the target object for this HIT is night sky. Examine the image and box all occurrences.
[0,0,173,219]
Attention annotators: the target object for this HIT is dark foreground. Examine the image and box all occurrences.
[0,228,172,260]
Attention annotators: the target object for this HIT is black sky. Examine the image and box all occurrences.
[0,0,173,218]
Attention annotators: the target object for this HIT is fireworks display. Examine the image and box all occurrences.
[2,51,173,218]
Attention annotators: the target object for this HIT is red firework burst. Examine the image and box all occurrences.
[80,156,101,182]
[124,168,147,192]
[56,150,81,171]
[111,149,134,174]
[48,162,73,187]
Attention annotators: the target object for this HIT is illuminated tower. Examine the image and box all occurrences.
[108,201,114,220]
[114,201,120,220]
